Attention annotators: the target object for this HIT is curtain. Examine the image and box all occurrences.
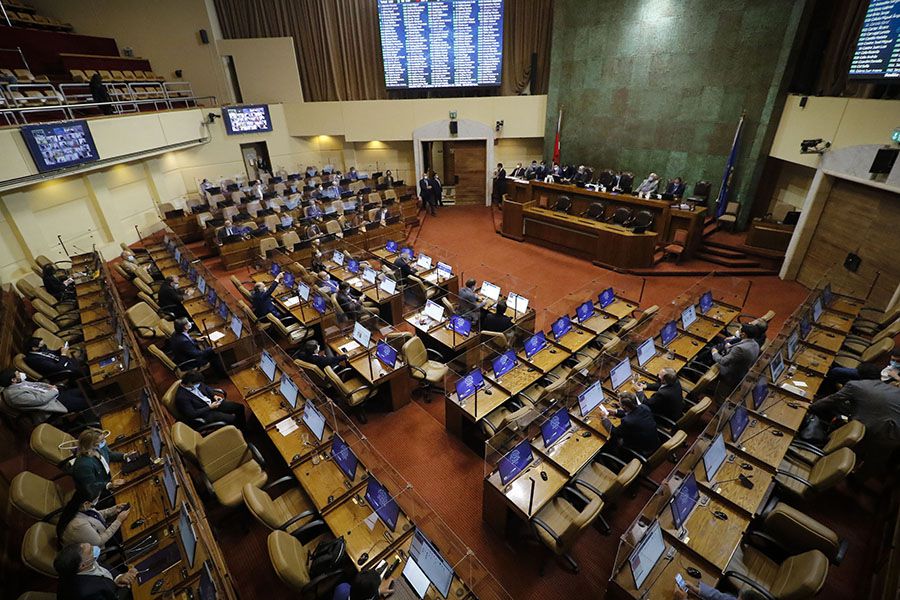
[214,0,553,101]
[807,0,872,97]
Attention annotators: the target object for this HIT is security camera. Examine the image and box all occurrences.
[206,112,222,124]
[800,139,831,154]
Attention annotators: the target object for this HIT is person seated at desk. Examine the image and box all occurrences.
[382,169,395,187]
[54,542,139,600]
[392,254,415,281]
[24,336,87,383]
[599,391,661,459]
[71,429,130,498]
[199,178,214,198]
[57,485,130,548]
[251,271,294,323]
[665,176,686,198]
[217,219,243,243]
[369,206,389,225]
[337,281,377,321]
[481,298,514,333]
[332,569,396,600]
[348,166,359,181]
[311,247,326,274]
[157,275,190,320]
[43,263,75,302]
[883,353,900,385]
[0,367,91,425]
[543,164,559,183]
[525,160,542,180]
[609,171,628,192]
[321,183,341,200]
[818,361,882,397]
[711,324,760,399]
[175,371,246,429]
[634,367,684,423]
[674,581,765,600]
[572,165,589,184]
[167,318,222,375]
[295,339,348,369]
[510,162,526,178]
[277,212,294,231]
[635,172,660,197]
[458,279,486,322]
[284,194,301,211]
[339,213,361,232]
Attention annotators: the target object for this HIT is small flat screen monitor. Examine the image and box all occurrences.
[222,104,273,135]
[331,434,358,481]
[730,405,750,441]
[163,459,178,510]
[812,297,823,322]
[21,120,100,173]
[551,315,572,340]
[312,295,327,314]
[507,292,529,314]
[800,313,812,339]
[681,304,697,329]
[436,262,452,277]
[365,477,400,532]
[455,368,484,401]
[179,503,197,568]
[400,247,414,260]
[610,357,633,390]
[379,277,397,295]
[197,275,207,295]
[636,338,656,367]
[282,272,295,288]
[332,250,344,266]
[448,315,472,337]
[151,418,162,459]
[598,287,615,308]
[207,288,217,307]
[302,402,327,442]
[279,374,299,409]
[578,381,605,416]
[786,330,799,361]
[416,254,432,270]
[189,268,198,284]
[217,301,228,321]
[769,351,786,382]
[423,299,445,322]
[140,392,150,426]
[498,439,534,486]
[409,530,453,599]
[174,248,182,264]
[298,282,310,301]
[541,407,572,447]
[481,281,501,303]
[347,259,359,274]
[491,350,517,379]
[376,340,398,369]
[270,262,281,276]
[229,314,243,337]
[385,240,398,253]
[199,562,217,600]
[524,331,547,358]
[870,147,899,173]
[702,434,727,482]
[576,300,594,323]
[661,321,678,346]
[699,291,713,314]
[353,321,372,348]
[260,350,277,381]
[362,267,377,285]
[670,473,699,530]
[628,521,665,589]
[753,376,769,409]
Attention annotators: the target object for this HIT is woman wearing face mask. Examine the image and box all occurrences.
[71,429,129,501]
[57,484,130,547]
[54,541,138,600]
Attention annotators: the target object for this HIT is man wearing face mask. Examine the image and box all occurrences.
[175,371,245,429]
[25,336,87,383]
[167,318,222,375]
[294,340,348,369]
[251,271,293,323]
[0,368,90,420]
[54,542,138,600]
[157,275,190,320]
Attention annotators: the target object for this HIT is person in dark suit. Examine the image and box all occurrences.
[43,264,75,302]
[711,324,760,399]
[167,318,220,374]
[295,340,348,369]
[481,299,513,333]
[600,392,661,458]
[337,281,376,321]
[55,542,138,600]
[430,171,444,206]
[419,171,436,216]
[71,429,131,499]
[635,368,684,423]
[216,219,240,243]
[156,275,190,320]
[525,160,540,179]
[493,163,507,201]
[174,372,245,429]
[665,177,686,198]
[392,254,415,280]
[24,336,87,383]
[250,271,286,320]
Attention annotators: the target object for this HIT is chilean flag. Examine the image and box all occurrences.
[552,107,562,164]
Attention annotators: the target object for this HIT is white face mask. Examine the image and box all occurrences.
[16,372,27,383]
[126,255,136,262]
[185,323,192,332]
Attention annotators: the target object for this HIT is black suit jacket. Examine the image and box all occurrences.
[174,383,220,423]
[24,350,82,379]
[251,280,279,318]
[418,178,433,202]
[393,257,414,278]
[157,282,185,313]
[43,271,70,301]
[481,311,513,333]
[168,332,204,366]
[217,226,238,242]
[59,573,120,600]
[606,405,661,457]
[641,381,684,422]
[665,182,686,197]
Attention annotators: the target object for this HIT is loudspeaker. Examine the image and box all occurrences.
[199,29,209,44]
[844,252,861,272]
[449,120,458,135]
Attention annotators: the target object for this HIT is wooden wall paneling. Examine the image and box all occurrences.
[446,141,486,204]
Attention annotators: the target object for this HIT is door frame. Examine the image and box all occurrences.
[413,119,495,206]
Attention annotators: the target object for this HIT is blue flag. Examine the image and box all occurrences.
[716,114,745,218]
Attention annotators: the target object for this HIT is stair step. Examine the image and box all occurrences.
[700,245,746,259]
[704,239,786,260]
[696,252,761,268]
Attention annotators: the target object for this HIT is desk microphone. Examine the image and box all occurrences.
[735,423,773,448]
[713,474,754,489]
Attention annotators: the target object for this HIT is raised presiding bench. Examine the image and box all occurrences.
[522,206,658,269]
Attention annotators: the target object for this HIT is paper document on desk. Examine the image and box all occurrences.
[208,331,226,342]
[379,326,393,336]
[781,383,808,398]
[284,296,300,308]
[364,511,378,531]
[276,418,299,436]
[339,341,360,354]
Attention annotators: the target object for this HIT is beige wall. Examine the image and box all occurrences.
[216,38,303,104]
[766,160,816,212]
[495,138,544,170]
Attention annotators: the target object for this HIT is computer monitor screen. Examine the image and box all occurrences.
[279,374,299,409]
[270,262,281,276]
[598,287,615,308]
[578,381,605,417]
[400,247,414,260]
[163,459,178,510]
[498,439,534,486]
[437,262,452,277]
[576,300,594,323]
[197,276,207,295]
[681,304,697,329]
[730,405,750,441]
[332,250,344,266]
[524,331,547,358]
[362,267,377,285]
[551,315,571,340]
[174,248,182,264]
[409,530,454,599]
[379,277,397,295]
[21,120,100,173]
[636,338,656,367]
[260,350,277,381]
[222,104,273,135]
[179,503,197,568]
[822,283,833,306]
[610,357,633,390]
[302,402,327,442]
[385,240,398,253]
[298,282,310,301]
[448,315,471,337]
[282,272,295,288]
[365,477,400,532]
[702,434,727,482]
[507,292,529,314]
[812,297,823,322]
[151,418,162,459]
[541,407,572,447]
[347,259,359,274]
[230,314,243,337]
[800,314,811,339]
[481,281,501,303]
[198,562,217,600]
[699,291,713,314]
[670,473,699,530]
[423,299,445,322]
[491,350,517,379]
[207,287,217,307]
[352,321,372,349]
[454,368,484,401]
[376,340,398,369]
[140,392,150,426]
[769,351,785,382]
[661,321,678,346]
[312,295,327,314]
[628,521,665,589]
[217,300,228,321]
[753,376,768,409]
[786,330,799,361]
[331,434,358,481]
[416,254,432,270]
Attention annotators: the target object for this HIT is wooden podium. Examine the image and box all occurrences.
[500,197,533,241]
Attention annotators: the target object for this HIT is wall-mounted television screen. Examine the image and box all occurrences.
[21,120,100,172]
[377,0,504,89]
[849,1,900,79]
[222,105,273,135]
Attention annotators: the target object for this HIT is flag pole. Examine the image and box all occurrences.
[715,111,745,218]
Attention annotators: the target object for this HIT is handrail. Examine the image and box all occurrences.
[0,93,217,125]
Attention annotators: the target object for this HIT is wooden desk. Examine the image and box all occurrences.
[379,535,470,600]
[83,320,115,343]
[610,539,719,600]
[746,220,794,252]
[230,365,279,398]
[362,285,404,326]
[602,297,640,320]
[445,383,510,437]
[348,350,411,411]
[482,458,568,534]
[818,310,853,335]
[293,449,368,513]
[518,344,570,373]
[248,389,294,428]
[828,296,865,317]
[660,493,749,571]
[322,494,413,569]
[267,415,332,467]
[640,351,687,375]
[685,317,725,342]
[667,335,705,361]
[102,405,146,444]
[533,417,606,476]
[750,389,808,432]
[792,344,833,375]
[115,475,174,542]
[729,419,793,469]
[491,362,543,396]
[694,453,773,516]
[579,311,619,335]
[775,368,823,400]
[500,197,531,241]
[552,326,594,353]
[130,521,207,600]
[804,328,843,354]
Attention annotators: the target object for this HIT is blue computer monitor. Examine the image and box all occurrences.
[400,247,414,260]
[385,240,398,253]
[551,315,572,339]
[730,405,749,441]
[270,262,281,276]
[332,251,344,266]
[578,381,605,416]
[151,418,162,459]
[681,304,697,329]
[163,459,178,510]
[812,297,823,322]
[752,376,769,409]
[179,503,197,568]
[636,338,656,367]
[541,407,572,447]
[661,320,678,346]
[207,288,217,306]
[786,329,799,361]
[347,259,360,274]
[282,272,295,288]
[448,315,472,337]
[702,434,727,482]
[800,313,812,339]
[312,295,327,314]
[279,374,299,408]
[822,283,833,306]
[259,350,277,381]
[188,269,199,284]
[331,434,358,481]
[576,300,594,323]
[375,340,398,369]
[365,477,400,532]
[139,392,150,426]
[598,287,615,308]
[610,357,633,390]
[628,521,665,589]
[498,439,534,486]
[217,300,228,321]
[298,282,310,301]
[524,332,547,358]
[455,368,484,401]
[198,561,217,600]
[302,402,327,442]
[769,351,786,382]
[174,248,182,263]
[492,350,517,379]
[670,473,700,530]
[230,314,242,337]
[699,291,713,314]
[197,275,207,295]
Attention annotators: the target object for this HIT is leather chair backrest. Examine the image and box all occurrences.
[763,503,840,560]
[171,422,201,463]
[611,459,642,499]
[243,484,280,530]
[11,471,66,520]
[198,425,250,483]
[295,359,326,384]
[127,302,159,328]
[32,298,60,318]
[161,380,182,419]
[149,343,178,373]
[860,337,894,362]
[33,328,65,351]
[260,237,279,255]
[633,210,653,228]
[586,203,605,219]
[282,231,300,252]
[823,420,865,454]
[612,207,632,224]
[267,530,312,591]
[15,354,44,382]
[33,313,60,334]
[646,430,687,469]
[770,550,829,599]
[22,522,58,577]
[677,396,712,429]
[137,291,161,312]
[324,366,351,398]
[808,447,855,492]
[30,423,75,466]
[402,336,428,368]
[230,275,252,299]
